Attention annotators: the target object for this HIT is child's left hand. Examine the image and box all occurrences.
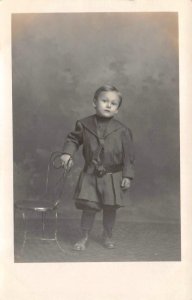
[121,177,131,190]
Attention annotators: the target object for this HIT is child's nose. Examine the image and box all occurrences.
[106,102,111,108]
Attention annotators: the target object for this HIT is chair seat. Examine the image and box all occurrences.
[15,197,60,212]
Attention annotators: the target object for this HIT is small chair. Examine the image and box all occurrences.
[15,151,67,256]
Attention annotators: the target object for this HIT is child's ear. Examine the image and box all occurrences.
[93,99,96,108]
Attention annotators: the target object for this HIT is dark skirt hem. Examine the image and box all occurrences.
[75,199,122,212]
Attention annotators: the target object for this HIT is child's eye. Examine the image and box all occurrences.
[102,99,107,102]
[112,102,118,106]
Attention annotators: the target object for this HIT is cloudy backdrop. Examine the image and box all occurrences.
[12,13,179,223]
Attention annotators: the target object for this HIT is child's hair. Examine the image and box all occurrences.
[93,85,122,107]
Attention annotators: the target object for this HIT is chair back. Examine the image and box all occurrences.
[45,151,67,200]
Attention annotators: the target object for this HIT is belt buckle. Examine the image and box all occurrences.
[95,166,106,177]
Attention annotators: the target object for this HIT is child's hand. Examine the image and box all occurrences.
[121,177,131,190]
[60,154,73,171]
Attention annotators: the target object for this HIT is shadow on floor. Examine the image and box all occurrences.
[14,216,181,263]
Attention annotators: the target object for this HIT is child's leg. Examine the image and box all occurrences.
[102,205,117,248]
[73,209,96,251]
[103,205,116,237]
[81,209,96,234]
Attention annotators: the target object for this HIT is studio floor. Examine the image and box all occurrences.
[14,215,181,263]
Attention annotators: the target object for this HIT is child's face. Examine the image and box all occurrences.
[93,91,120,118]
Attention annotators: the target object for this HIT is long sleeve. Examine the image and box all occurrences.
[122,127,135,179]
[62,121,83,157]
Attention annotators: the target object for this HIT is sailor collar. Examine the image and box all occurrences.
[79,114,123,138]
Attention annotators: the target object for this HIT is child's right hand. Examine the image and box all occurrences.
[60,154,73,171]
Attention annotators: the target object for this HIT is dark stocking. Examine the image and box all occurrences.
[81,209,96,234]
[103,205,117,238]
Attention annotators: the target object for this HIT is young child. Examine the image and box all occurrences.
[61,85,135,250]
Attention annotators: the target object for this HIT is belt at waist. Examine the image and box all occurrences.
[83,164,123,176]
[103,164,123,173]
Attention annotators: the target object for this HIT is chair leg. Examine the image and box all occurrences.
[17,208,66,256]
[54,210,65,253]
[54,210,58,240]
[20,211,27,255]
[41,211,46,239]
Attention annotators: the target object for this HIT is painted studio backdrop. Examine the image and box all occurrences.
[12,13,180,260]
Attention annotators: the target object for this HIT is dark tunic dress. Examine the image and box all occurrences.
[63,114,135,210]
